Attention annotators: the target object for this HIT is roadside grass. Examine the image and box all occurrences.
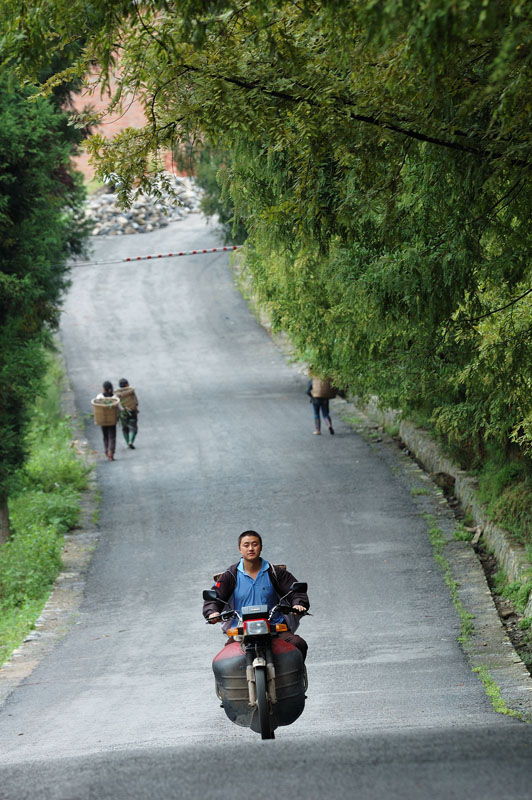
[384,422,400,437]
[474,449,532,547]
[423,514,475,643]
[491,569,532,667]
[0,354,91,666]
[452,525,474,543]
[423,514,530,720]
[492,570,532,615]
[92,490,102,525]
[340,412,365,427]
[473,666,526,720]
[391,410,532,549]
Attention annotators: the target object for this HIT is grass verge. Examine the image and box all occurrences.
[424,514,530,720]
[492,570,532,615]
[0,354,91,666]
[423,514,475,643]
[473,666,526,720]
[474,448,532,547]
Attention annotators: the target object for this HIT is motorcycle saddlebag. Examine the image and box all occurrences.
[212,637,306,730]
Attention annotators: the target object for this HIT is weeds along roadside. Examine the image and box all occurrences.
[0,353,92,666]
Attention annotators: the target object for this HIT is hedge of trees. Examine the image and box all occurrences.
[0,67,88,542]
[5,0,532,472]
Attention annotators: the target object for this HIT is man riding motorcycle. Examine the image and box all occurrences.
[202,530,310,658]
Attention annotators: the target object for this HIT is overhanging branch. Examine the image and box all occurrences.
[178,64,528,166]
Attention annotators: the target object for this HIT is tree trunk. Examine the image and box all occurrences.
[0,493,11,544]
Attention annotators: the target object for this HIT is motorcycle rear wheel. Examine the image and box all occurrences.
[255,666,274,739]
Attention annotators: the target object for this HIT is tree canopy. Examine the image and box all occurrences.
[0,73,88,540]
[4,0,532,462]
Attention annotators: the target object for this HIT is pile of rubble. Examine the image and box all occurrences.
[86,174,202,236]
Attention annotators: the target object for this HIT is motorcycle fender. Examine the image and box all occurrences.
[252,656,266,668]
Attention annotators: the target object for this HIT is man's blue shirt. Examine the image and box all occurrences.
[230,558,283,624]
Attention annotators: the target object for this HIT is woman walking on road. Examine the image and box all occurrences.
[306,375,336,435]
[95,380,119,461]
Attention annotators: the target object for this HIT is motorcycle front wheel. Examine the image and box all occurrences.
[255,666,274,740]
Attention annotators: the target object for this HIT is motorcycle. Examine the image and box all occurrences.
[203,582,309,740]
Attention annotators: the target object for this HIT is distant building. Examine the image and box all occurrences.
[70,72,180,183]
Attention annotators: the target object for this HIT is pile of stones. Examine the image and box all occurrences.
[86,173,202,236]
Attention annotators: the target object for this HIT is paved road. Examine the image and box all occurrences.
[1,213,531,798]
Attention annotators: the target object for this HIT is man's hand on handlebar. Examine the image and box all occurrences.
[276,604,308,615]
[207,608,235,623]
[207,606,308,624]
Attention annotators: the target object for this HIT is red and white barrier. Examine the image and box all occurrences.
[72,245,242,268]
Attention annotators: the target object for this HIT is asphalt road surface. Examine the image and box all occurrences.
[1,213,532,799]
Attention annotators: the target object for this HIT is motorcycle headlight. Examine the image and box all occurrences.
[244,620,270,635]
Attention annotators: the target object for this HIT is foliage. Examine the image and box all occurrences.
[423,514,474,643]
[0,358,90,664]
[5,1,532,464]
[0,597,47,666]
[493,570,532,614]
[21,420,90,494]
[473,666,526,720]
[453,526,474,543]
[0,73,89,508]
[0,522,63,606]
[1,411,90,605]
[195,145,247,244]
[475,446,532,543]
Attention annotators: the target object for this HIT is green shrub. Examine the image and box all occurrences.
[453,527,474,542]
[22,417,90,493]
[452,443,532,545]
[0,352,90,665]
[493,570,532,614]
[0,598,46,666]
[493,570,507,596]
[477,456,530,502]
[10,488,80,535]
[501,581,532,614]
[0,523,63,605]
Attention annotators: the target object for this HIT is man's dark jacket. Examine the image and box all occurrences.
[202,561,309,620]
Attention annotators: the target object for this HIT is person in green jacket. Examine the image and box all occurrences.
[116,378,139,449]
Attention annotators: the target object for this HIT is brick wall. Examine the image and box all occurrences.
[71,75,183,183]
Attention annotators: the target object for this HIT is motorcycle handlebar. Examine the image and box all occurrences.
[272,605,309,617]
[205,609,235,623]
[206,607,310,624]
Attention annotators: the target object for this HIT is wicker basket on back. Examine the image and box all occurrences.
[310,378,337,399]
[115,386,138,410]
[91,397,119,425]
